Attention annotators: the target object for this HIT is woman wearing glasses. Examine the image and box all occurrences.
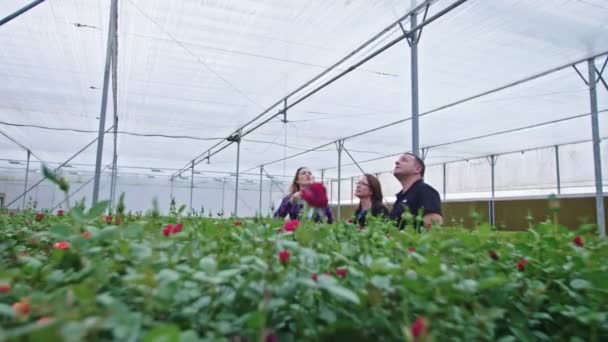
[353,173,389,227]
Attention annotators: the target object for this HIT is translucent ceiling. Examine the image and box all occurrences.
[1,0,607,182]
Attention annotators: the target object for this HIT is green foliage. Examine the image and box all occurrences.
[0,210,607,341]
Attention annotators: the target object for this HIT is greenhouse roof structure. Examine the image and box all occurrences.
[1,0,607,235]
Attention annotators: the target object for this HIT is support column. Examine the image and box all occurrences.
[268,178,273,214]
[259,166,263,216]
[442,163,446,200]
[321,169,325,183]
[489,155,497,227]
[587,59,606,238]
[234,138,241,217]
[22,150,31,209]
[92,0,118,205]
[221,179,225,215]
[351,177,354,204]
[555,145,561,195]
[170,178,174,199]
[410,12,420,157]
[189,161,194,212]
[337,140,344,220]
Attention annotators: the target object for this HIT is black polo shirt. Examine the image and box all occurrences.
[389,179,441,229]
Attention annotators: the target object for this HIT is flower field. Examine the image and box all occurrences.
[1,201,607,341]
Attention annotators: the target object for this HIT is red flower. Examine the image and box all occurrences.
[53,241,70,250]
[276,228,284,233]
[488,250,498,260]
[278,250,290,264]
[35,213,44,221]
[162,224,172,237]
[82,232,91,238]
[408,246,416,253]
[301,183,328,208]
[172,223,184,234]
[233,220,242,226]
[312,273,318,282]
[0,283,10,293]
[57,209,64,217]
[13,299,29,318]
[517,259,528,271]
[284,219,300,232]
[346,218,354,224]
[105,216,112,224]
[411,316,427,339]
[336,268,347,277]
[323,272,330,276]
[573,236,584,247]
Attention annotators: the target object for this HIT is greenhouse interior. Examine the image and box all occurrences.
[2,1,608,341]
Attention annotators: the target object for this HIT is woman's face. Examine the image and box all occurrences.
[296,168,313,187]
[354,175,372,198]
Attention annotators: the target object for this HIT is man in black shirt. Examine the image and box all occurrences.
[389,153,443,229]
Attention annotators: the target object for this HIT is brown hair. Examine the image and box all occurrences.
[289,167,307,194]
[357,173,384,211]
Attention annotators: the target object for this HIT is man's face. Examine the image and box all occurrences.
[393,153,420,178]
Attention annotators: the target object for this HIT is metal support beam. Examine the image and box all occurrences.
[555,145,561,195]
[268,178,273,214]
[342,144,365,174]
[489,155,498,227]
[221,179,225,215]
[170,178,174,199]
[442,163,446,200]
[0,0,46,27]
[587,59,606,238]
[92,0,118,205]
[22,150,31,209]
[189,161,194,212]
[234,138,241,217]
[337,140,344,220]
[259,166,263,216]
[109,5,119,212]
[410,11,420,157]
[321,169,325,183]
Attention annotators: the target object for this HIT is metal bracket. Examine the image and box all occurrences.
[573,64,589,85]
[226,131,242,143]
[403,3,429,47]
[595,57,608,91]
[488,154,498,166]
[342,142,366,174]
[421,147,430,161]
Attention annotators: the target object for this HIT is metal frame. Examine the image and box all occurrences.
[92,0,118,205]
[0,0,46,27]
[488,155,498,227]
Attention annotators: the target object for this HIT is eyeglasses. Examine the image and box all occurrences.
[356,182,369,187]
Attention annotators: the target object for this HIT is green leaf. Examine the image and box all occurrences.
[142,324,181,342]
[320,283,360,305]
[50,224,71,238]
[179,330,200,342]
[0,303,15,318]
[86,200,110,220]
[570,279,591,290]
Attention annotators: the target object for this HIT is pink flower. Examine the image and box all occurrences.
[279,250,290,264]
[82,232,91,238]
[172,223,184,234]
[336,268,347,277]
[53,241,69,250]
[35,213,44,221]
[0,283,10,293]
[284,219,300,232]
[573,236,584,247]
[411,316,427,339]
[57,209,64,217]
[162,224,172,237]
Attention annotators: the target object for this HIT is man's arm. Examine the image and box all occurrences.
[422,187,443,228]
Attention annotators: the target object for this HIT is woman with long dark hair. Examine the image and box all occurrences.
[353,174,388,226]
[273,167,333,223]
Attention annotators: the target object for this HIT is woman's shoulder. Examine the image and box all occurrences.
[372,203,389,216]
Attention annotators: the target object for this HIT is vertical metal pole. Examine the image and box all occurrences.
[555,145,561,195]
[490,155,497,227]
[92,0,118,205]
[109,3,119,212]
[337,141,343,220]
[259,166,263,216]
[442,163,446,200]
[221,179,225,214]
[234,138,241,217]
[170,178,174,199]
[587,59,606,238]
[410,11,420,157]
[330,180,333,205]
[321,169,325,183]
[189,161,194,212]
[268,178,273,213]
[22,150,31,209]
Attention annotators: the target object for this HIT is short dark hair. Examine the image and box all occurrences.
[405,153,426,178]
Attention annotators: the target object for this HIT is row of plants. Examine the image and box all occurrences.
[1,194,607,341]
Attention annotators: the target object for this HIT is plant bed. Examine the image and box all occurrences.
[1,204,607,341]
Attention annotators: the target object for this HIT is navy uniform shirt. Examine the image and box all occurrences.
[389,179,441,229]
[353,203,389,227]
